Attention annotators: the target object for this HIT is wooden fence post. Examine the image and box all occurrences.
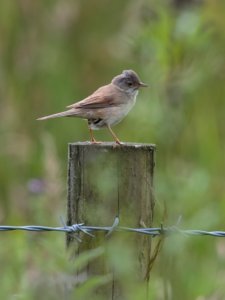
[67,142,155,298]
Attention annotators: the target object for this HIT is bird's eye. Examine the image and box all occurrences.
[127,81,133,87]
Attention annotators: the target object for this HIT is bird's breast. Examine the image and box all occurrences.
[88,90,138,130]
[106,90,138,126]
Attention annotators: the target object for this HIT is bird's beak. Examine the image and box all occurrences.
[139,82,148,87]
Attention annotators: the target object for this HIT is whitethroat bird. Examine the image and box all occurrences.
[37,70,148,144]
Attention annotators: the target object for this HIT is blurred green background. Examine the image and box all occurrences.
[0,0,225,299]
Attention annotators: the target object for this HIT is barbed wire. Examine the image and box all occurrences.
[1,217,225,240]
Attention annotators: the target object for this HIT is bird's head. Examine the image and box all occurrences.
[112,70,148,93]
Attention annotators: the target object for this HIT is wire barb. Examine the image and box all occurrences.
[106,216,120,237]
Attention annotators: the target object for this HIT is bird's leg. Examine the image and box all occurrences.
[88,126,101,144]
[107,125,122,145]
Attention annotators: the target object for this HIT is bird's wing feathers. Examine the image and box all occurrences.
[66,84,124,110]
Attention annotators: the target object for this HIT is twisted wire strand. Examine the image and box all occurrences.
[0,223,225,238]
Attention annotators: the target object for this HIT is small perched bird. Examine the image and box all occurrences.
[37,70,147,144]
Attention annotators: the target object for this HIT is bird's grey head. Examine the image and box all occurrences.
[112,70,148,93]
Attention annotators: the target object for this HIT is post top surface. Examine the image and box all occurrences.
[68,141,156,150]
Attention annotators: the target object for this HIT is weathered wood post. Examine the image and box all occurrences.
[67,142,155,298]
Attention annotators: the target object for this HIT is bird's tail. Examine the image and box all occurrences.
[37,109,76,121]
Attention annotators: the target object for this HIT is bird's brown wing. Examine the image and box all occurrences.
[66,84,124,110]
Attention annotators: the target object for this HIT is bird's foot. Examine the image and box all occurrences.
[112,140,124,148]
[115,139,123,145]
[90,139,102,145]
